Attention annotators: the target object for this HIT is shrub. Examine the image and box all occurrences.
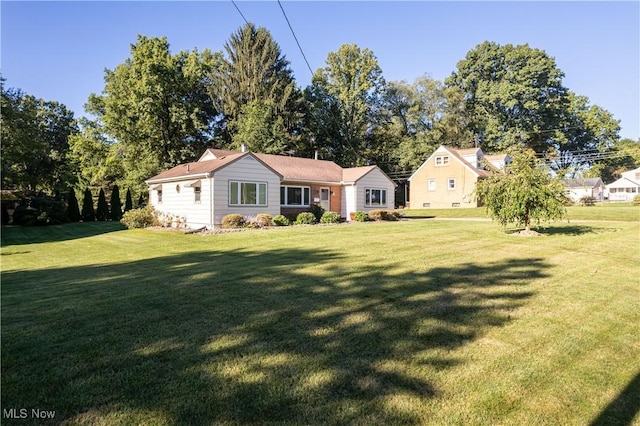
[253,213,272,227]
[309,204,325,222]
[12,205,39,226]
[222,214,245,229]
[121,206,159,229]
[633,195,640,206]
[273,214,290,226]
[352,211,369,222]
[368,209,388,221]
[295,212,317,225]
[579,195,597,206]
[320,211,341,224]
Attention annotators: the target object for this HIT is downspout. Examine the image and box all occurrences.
[208,172,213,229]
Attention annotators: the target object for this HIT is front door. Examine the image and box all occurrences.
[319,187,330,211]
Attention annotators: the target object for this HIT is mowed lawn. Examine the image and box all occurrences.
[1,216,639,425]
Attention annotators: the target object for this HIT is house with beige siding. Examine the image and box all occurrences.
[146,148,396,229]
[408,146,509,209]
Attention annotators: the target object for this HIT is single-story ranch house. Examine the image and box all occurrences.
[562,178,605,203]
[408,145,510,208]
[146,148,396,229]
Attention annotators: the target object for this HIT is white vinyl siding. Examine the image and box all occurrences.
[150,179,212,229]
[213,155,280,227]
[349,169,395,218]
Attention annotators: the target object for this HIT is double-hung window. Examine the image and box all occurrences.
[280,186,311,206]
[365,188,387,207]
[428,179,436,191]
[448,178,456,190]
[229,181,267,206]
[194,187,201,203]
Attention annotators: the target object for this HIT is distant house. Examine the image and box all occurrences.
[563,178,605,203]
[408,146,510,209]
[605,167,640,201]
[145,148,396,229]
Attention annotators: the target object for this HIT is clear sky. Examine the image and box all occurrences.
[2,1,639,140]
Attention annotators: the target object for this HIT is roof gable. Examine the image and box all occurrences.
[409,145,491,181]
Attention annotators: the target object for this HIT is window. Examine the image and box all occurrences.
[452,203,460,208]
[435,155,450,166]
[229,181,267,206]
[157,189,163,203]
[448,178,456,190]
[365,188,387,207]
[428,179,436,191]
[194,187,201,203]
[280,185,311,206]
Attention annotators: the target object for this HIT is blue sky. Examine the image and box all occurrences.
[2,1,639,140]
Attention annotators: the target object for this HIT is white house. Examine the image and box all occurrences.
[563,178,605,203]
[605,167,640,202]
[146,149,396,229]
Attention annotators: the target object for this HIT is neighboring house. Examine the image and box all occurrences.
[408,146,509,209]
[605,167,640,201]
[146,148,396,229]
[563,178,605,203]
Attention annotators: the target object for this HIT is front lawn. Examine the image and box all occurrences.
[1,220,639,425]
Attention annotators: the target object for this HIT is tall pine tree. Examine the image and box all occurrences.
[81,188,95,222]
[124,188,133,212]
[96,188,109,221]
[110,184,123,220]
[66,188,81,222]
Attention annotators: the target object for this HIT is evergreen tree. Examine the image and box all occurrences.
[110,184,123,221]
[81,188,95,222]
[124,188,133,212]
[96,188,109,221]
[137,194,146,208]
[66,188,81,222]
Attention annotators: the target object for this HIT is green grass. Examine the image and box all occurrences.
[2,220,639,425]
[402,202,640,222]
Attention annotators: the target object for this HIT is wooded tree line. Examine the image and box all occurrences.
[2,23,639,201]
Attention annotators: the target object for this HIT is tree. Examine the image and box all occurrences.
[66,188,81,222]
[1,80,78,192]
[110,184,122,221]
[86,35,220,182]
[96,188,109,221]
[124,188,134,212]
[446,42,569,154]
[309,44,387,167]
[476,149,566,233]
[81,188,95,222]
[211,23,304,152]
[585,138,640,182]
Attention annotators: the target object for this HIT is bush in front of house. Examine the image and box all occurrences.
[633,195,640,206]
[273,214,290,226]
[295,212,317,225]
[352,211,369,222]
[121,206,159,229]
[255,213,273,227]
[368,209,400,221]
[320,211,341,224]
[309,204,325,222]
[579,196,597,206]
[222,214,245,229]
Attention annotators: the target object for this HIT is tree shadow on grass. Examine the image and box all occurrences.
[590,371,640,426]
[1,222,126,247]
[1,247,547,425]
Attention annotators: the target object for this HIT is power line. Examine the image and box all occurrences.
[231,0,249,25]
[277,0,314,76]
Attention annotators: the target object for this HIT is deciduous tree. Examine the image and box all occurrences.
[476,149,566,232]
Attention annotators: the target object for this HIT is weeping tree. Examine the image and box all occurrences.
[476,149,567,233]
[211,23,304,153]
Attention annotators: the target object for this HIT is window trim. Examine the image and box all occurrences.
[428,179,436,191]
[365,188,387,207]
[157,189,163,203]
[435,155,450,166]
[280,185,311,207]
[447,178,456,190]
[194,186,201,203]
[229,180,268,206]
